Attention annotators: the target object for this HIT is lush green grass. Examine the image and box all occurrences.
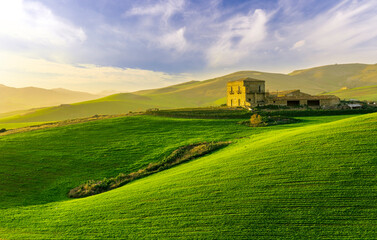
[0,115,251,208]
[324,85,377,101]
[1,113,375,239]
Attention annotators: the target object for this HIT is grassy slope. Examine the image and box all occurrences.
[2,63,377,124]
[324,85,377,101]
[288,63,373,90]
[0,115,250,208]
[0,113,376,239]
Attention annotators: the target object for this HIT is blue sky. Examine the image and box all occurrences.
[0,0,377,93]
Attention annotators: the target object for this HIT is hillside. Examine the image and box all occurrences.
[0,113,376,239]
[0,115,250,207]
[0,84,100,113]
[288,63,377,90]
[323,85,377,101]
[1,63,377,123]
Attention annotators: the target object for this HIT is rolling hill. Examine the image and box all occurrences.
[323,85,377,101]
[1,63,377,124]
[0,112,376,239]
[0,84,100,113]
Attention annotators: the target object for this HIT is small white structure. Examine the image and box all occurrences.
[347,103,362,109]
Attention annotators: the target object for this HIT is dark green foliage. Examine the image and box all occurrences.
[68,142,230,198]
[260,108,377,117]
[239,115,300,127]
[146,107,252,119]
[0,128,6,133]
[145,106,377,120]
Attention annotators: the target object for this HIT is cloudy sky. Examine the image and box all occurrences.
[0,0,377,93]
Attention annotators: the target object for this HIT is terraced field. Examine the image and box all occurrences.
[0,113,376,239]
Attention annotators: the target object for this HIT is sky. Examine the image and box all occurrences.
[0,0,377,93]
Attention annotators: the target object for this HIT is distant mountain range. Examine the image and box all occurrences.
[0,85,101,113]
[1,63,377,123]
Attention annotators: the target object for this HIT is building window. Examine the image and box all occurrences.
[248,98,251,101]
[238,99,241,106]
[287,100,300,107]
[307,100,320,106]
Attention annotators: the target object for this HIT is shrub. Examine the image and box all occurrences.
[250,114,264,127]
[68,141,231,198]
[0,128,6,133]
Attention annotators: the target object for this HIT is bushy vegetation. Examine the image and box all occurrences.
[260,108,377,117]
[249,114,264,127]
[68,141,230,198]
[238,114,300,127]
[146,107,252,119]
[145,106,377,120]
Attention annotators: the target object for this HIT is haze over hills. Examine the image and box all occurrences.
[0,84,101,113]
[1,63,377,124]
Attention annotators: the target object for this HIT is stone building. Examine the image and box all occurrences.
[227,77,340,108]
[227,78,266,107]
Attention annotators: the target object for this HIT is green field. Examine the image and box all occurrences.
[2,63,377,123]
[0,112,376,239]
[324,85,377,101]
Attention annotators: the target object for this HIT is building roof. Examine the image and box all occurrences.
[269,89,300,97]
[228,77,265,83]
[268,90,339,100]
[348,103,363,107]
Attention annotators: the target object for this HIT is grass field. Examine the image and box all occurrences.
[0,112,376,239]
[0,115,252,208]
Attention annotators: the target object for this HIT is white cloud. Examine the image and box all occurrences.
[0,0,86,47]
[0,52,193,93]
[291,40,305,49]
[206,9,268,67]
[159,28,187,52]
[125,0,184,24]
[277,0,377,60]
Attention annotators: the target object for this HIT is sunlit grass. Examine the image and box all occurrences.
[1,113,375,239]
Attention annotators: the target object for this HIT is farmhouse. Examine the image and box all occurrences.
[227,78,340,107]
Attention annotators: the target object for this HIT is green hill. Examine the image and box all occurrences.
[0,112,376,238]
[2,63,377,124]
[323,85,377,101]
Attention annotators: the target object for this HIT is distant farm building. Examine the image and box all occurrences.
[227,78,340,108]
[347,103,362,109]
